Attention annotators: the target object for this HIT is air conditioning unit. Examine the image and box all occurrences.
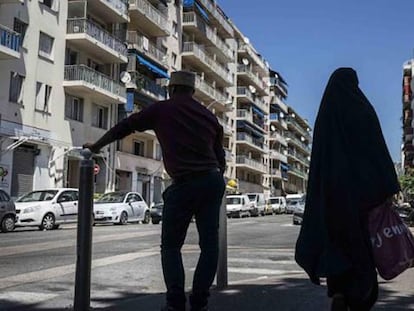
[73,26,80,33]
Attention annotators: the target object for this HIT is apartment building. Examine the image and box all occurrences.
[265,69,289,196]
[180,0,236,180]
[284,106,311,194]
[233,27,270,193]
[403,60,414,171]
[0,0,311,200]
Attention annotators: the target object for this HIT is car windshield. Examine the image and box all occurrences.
[227,197,241,204]
[96,192,126,203]
[287,199,300,205]
[269,199,278,204]
[17,190,58,202]
[247,194,256,201]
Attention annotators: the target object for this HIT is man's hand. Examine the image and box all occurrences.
[83,142,100,154]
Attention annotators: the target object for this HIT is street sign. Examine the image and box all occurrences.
[93,164,100,175]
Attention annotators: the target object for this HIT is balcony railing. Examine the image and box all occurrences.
[195,76,216,98]
[237,86,255,101]
[67,19,127,56]
[237,109,265,130]
[129,0,169,34]
[182,42,233,84]
[288,149,310,166]
[237,132,264,150]
[105,0,128,16]
[286,117,310,138]
[217,117,233,134]
[285,132,311,153]
[182,12,233,60]
[270,131,287,145]
[64,65,126,98]
[0,25,20,52]
[289,167,307,179]
[197,0,234,36]
[132,71,166,100]
[127,31,167,65]
[236,155,266,172]
[237,64,266,90]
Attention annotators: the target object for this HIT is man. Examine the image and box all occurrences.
[84,71,226,311]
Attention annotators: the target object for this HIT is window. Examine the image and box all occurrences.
[133,140,144,157]
[172,21,178,38]
[92,104,108,129]
[13,18,28,42]
[155,144,162,160]
[9,72,24,104]
[171,52,177,67]
[38,32,55,60]
[65,95,84,121]
[35,82,52,112]
[65,48,78,65]
[40,0,60,12]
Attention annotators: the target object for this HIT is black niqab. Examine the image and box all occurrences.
[295,68,400,284]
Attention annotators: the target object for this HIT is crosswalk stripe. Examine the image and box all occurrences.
[0,248,159,290]
[0,230,160,257]
[227,267,303,275]
[0,291,59,304]
[228,258,296,265]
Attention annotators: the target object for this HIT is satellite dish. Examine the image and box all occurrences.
[120,71,132,84]
[270,124,276,132]
[248,85,256,94]
[279,112,284,118]
[242,58,249,66]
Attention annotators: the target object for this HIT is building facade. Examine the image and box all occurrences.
[403,60,414,171]
[0,0,311,201]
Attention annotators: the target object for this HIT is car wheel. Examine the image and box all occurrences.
[142,211,150,224]
[39,213,55,231]
[119,211,128,225]
[152,218,160,225]
[237,210,242,218]
[1,215,15,233]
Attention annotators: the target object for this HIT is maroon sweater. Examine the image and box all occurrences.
[93,94,225,179]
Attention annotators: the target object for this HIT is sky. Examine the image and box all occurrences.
[218,0,413,162]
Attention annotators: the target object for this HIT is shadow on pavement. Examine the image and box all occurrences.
[1,277,413,311]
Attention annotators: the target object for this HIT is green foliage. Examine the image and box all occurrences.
[399,168,414,200]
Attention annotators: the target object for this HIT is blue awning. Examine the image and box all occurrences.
[252,106,265,117]
[280,163,290,171]
[237,121,265,137]
[183,0,194,7]
[126,92,134,112]
[136,55,169,79]
[195,2,209,20]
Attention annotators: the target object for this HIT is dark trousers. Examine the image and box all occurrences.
[161,171,225,310]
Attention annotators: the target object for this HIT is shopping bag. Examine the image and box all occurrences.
[368,201,414,280]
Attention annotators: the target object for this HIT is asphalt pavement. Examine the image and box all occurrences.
[0,215,413,311]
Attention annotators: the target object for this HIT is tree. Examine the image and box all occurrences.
[399,168,414,202]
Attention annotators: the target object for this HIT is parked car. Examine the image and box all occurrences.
[15,188,79,230]
[0,189,16,233]
[150,202,163,224]
[266,196,287,214]
[246,193,266,216]
[286,194,306,214]
[226,195,252,218]
[293,204,305,225]
[93,191,150,225]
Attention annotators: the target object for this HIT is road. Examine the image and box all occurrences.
[0,215,413,310]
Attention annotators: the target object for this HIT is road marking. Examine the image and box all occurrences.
[0,291,59,304]
[227,267,303,275]
[0,248,159,290]
[229,221,256,226]
[228,258,296,265]
[0,230,160,257]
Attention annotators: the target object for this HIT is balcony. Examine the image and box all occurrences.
[236,155,267,173]
[288,167,307,179]
[237,86,255,103]
[285,133,311,154]
[269,131,287,146]
[237,64,267,95]
[67,19,127,64]
[236,132,265,152]
[217,117,233,136]
[116,151,162,173]
[286,117,311,139]
[287,150,310,167]
[131,71,166,102]
[129,0,170,37]
[63,65,126,104]
[127,31,168,68]
[238,42,268,75]
[268,168,282,179]
[197,0,234,38]
[0,25,20,60]
[182,42,233,86]
[182,12,233,61]
[237,109,265,132]
[81,0,129,23]
[224,148,234,162]
[269,150,287,163]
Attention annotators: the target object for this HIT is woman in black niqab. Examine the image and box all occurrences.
[295,68,400,311]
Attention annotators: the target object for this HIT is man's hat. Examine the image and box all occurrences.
[169,71,196,88]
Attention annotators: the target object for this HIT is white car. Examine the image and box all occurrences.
[267,196,287,214]
[246,193,266,216]
[93,191,150,225]
[15,188,79,230]
[226,195,252,218]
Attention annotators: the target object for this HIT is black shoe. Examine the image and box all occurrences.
[331,294,348,311]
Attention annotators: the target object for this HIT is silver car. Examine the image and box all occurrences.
[0,189,16,233]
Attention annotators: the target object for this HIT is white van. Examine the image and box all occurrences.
[266,196,287,214]
[226,195,252,218]
[246,193,267,216]
[286,194,306,214]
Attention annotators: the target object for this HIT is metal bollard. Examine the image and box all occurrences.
[216,192,228,290]
[74,149,94,311]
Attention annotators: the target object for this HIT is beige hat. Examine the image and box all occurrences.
[169,71,196,88]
